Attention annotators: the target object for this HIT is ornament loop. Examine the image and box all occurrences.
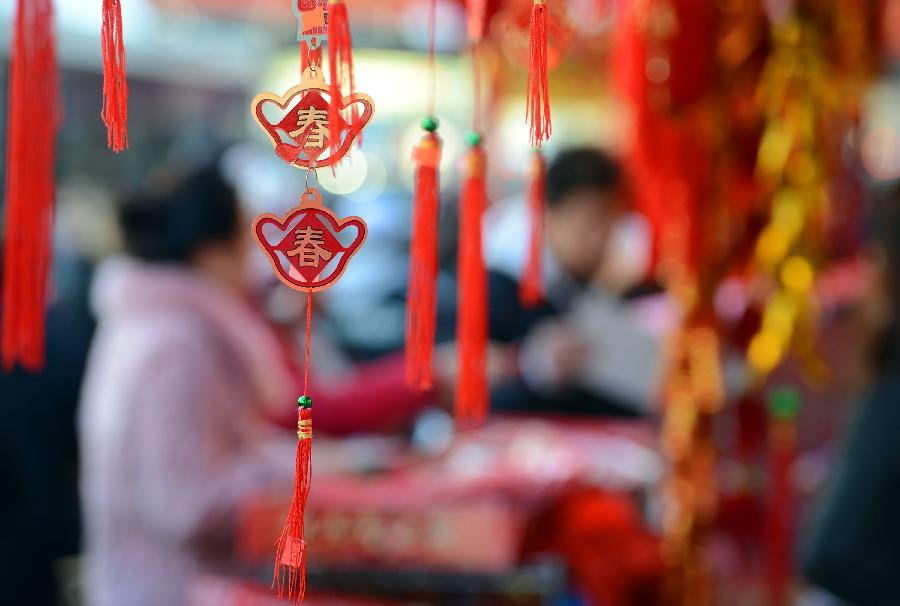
[305,168,318,192]
[300,187,323,207]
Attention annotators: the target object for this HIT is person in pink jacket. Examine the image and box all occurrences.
[78,163,445,606]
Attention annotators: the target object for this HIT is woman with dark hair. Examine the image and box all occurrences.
[79,162,447,606]
[802,185,900,604]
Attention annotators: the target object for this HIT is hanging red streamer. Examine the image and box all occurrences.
[327,0,358,157]
[520,150,546,307]
[101,0,128,152]
[526,0,552,147]
[2,0,59,372]
[273,291,314,602]
[456,144,489,425]
[405,131,442,391]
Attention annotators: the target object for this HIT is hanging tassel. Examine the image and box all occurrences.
[101,0,128,152]
[520,150,546,308]
[405,119,442,391]
[272,399,313,602]
[2,0,59,372]
[526,0,552,147]
[273,291,314,601]
[327,0,358,158]
[456,136,489,425]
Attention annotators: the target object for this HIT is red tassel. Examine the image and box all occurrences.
[520,151,546,308]
[456,143,489,426]
[327,0,358,158]
[2,0,58,372]
[526,0,552,147]
[273,404,313,602]
[101,0,128,152]
[405,129,442,391]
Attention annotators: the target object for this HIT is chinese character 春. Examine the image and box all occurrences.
[289,108,329,147]
[287,226,333,267]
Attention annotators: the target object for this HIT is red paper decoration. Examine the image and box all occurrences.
[253,189,367,293]
[252,68,373,170]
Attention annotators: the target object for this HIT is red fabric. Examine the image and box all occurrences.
[327,0,359,156]
[272,353,435,436]
[2,0,58,371]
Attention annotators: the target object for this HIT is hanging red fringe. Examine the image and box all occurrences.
[405,128,442,391]
[526,0,552,147]
[456,143,489,425]
[273,404,313,602]
[101,0,128,152]
[2,0,59,372]
[520,150,546,308]
[327,0,358,158]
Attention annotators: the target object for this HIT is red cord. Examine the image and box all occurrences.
[304,289,312,395]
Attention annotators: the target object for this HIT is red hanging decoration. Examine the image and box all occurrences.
[2,0,59,372]
[252,7,374,596]
[526,0,552,147]
[520,150,546,308]
[456,140,489,425]
[405,126,442,391]
[101,0,128,152]
[327,0,358,157]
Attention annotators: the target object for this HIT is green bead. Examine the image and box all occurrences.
[298,395,313,408]
[767,386,800,421]
[465,130,482,146]
[421,116,439,132]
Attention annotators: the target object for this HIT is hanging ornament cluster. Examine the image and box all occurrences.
[2,0,130,371]
[250,0,373,600]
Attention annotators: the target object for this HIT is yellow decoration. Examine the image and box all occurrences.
[781,255,814,292]
[748,331,784,374]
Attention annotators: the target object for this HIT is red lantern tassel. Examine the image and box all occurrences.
[520,150,546,308]
[526,0,551,147]
[273,403,313,602]
[327,0,358,158]
[2,0,59,372]
[101,0,128,152]
[456,141,489,425]
[405,126,442,391]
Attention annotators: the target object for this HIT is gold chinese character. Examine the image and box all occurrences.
[288,108,329,147]
[287,226,333,267]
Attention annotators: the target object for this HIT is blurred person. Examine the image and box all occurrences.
[79,161,479,606]
[0,255,93,606]
[483,148,654,416]
[801,184,900,604]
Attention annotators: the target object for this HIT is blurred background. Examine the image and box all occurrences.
[2,0,900,605]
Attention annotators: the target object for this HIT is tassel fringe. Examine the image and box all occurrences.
[101,0,128,152]
[273,405,313,602]
[327,0,358,158]
[406,130,442,391]
[2,0,58,372]
[455,144,489,425]
[526,0,552,147]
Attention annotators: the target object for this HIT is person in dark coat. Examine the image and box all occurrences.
[483,148,645,416]
[801,185,900,605]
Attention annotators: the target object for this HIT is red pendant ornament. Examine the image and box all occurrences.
[251,6,374,599]
[252,66,373,170]
[2,0,59,372]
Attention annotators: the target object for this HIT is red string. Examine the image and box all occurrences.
[471,42,482,133]
[304,289,312,395]
[426,0,437,116]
